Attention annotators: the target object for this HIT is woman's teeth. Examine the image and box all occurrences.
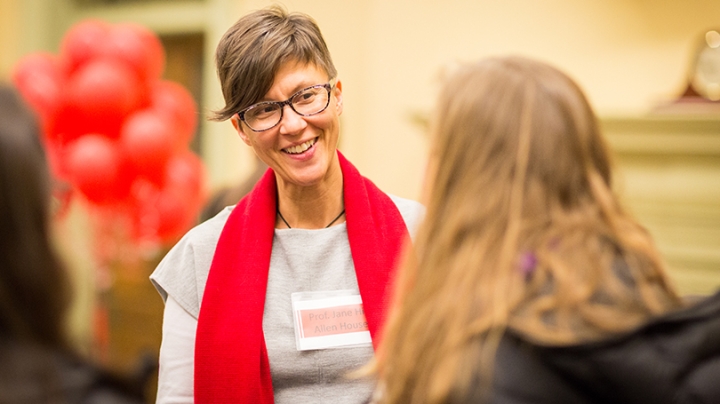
[285,138,316,154]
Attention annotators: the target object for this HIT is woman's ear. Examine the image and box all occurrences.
[231,115,252,146]
[334,80,343,115]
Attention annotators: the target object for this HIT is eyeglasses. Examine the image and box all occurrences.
[237,83,334,132]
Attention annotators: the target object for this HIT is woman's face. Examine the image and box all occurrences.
[232,60,343,189]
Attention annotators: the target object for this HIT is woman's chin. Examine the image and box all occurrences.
[276,159,340,189]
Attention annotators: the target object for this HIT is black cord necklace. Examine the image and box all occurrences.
[277,207,345,229]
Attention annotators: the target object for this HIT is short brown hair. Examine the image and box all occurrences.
[211,5,337,121]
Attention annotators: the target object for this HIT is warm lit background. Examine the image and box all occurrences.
[2,0,720,400]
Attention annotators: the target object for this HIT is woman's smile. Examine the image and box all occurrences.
[283,137,318,156]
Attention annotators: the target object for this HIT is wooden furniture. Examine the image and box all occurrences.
[601,114,720,295]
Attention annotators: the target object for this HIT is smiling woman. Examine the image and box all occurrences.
[149,5,425,404]
[231,60,343,200]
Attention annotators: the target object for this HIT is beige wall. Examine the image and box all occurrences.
[2,1,719,299]
[297,0,720,200]
[4,0,719,196]
[0,0,18,77]
[7,0,720,197]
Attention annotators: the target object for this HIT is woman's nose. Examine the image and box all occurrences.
[278,104,307,135]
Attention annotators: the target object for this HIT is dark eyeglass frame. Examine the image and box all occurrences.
[237,82,334,132]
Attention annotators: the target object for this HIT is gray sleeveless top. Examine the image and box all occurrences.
[151,195,424,404]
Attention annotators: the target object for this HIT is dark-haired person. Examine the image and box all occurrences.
[150,6,424,404]
[0,83,145,404]
[372,56,720,404]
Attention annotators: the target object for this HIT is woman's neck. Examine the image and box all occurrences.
[275,164,344,229]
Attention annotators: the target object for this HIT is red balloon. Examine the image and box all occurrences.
[129,177,198,245]
[97,23,165,84]
[61,59,144,140]
[11,53,64,134]
[127,178,160,241]
[155,184,198,242]
[64,135,133,204]
[165,150,206,203]
[160,151,206,222]
[60,19,111,74]
[119,110,176,185]
[129,150,206,244]
[148,80,198,148]
[43,139,70,181]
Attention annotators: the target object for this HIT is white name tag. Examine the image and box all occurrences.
[291,290,372,351]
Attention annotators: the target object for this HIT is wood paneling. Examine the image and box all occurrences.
[602,114,720,295]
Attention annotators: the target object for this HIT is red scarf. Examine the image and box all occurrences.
[194,151,410,403]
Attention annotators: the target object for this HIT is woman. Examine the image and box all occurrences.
[150,6,424,404]
[373,57,720,403]
[0,84,145,403]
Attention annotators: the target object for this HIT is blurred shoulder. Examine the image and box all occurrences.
[150,206,234,317]
[181,205,234,247]
[0,343,145,404]
[388,194,425,239]
[155,204,233,271]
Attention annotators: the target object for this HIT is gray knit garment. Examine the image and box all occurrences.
[265,225,373,403]
[151,195,425,403]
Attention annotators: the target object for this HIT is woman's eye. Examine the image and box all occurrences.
[295,91,317,104]
[251,105,277,118]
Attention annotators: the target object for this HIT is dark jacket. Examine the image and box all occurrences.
[468,292,720,404]
[0,342,146,404]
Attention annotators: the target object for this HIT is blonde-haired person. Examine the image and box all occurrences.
[372,56,720,404]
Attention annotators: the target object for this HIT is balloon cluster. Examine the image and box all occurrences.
[12,20,206,246]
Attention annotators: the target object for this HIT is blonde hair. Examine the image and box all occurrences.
[373,57,682,403]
